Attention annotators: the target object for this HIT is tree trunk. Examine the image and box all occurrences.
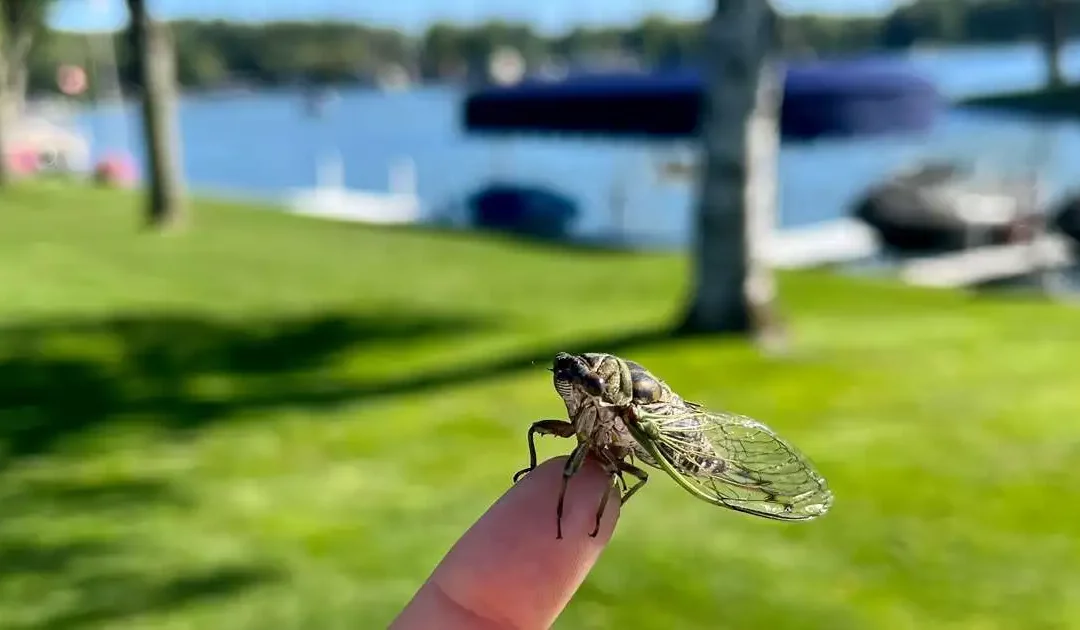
[1040,0,1066,89]
[0,18,15,188]
[0,1,47,187]
[4,26,29,117]
[678,0,783,348]
[0,32,11,188]
[125,0,186,229]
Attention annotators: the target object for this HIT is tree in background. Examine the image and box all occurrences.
[0,0,51,112]
[1039,0,1066,89]
[124,0,185,229]
[678,0,784,348]
[0,0,55,187]
[0,14,12,187]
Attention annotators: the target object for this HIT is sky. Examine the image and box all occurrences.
[52,0,901,34]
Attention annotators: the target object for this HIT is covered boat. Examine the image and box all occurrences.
[1048,192,1080,248]
[463,58,941,142]
[851,161,1043,253]
[461,56,943,256]
[466,182,579,240]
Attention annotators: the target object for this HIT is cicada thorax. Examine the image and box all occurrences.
[565,353,670,408]
[623,359,675,405]
[620,361,726,477]
[574,353,633,406]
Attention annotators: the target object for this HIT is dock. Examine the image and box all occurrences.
[898,234,1074,288]
[763,218,880,269]
[285,153,420,226]
[288,187,420,225]
[761,217,1077,290]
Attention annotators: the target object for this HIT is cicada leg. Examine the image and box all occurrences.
[611,452,639,495]
[512,419,576,483]
[588,461,650,538]
[556,443,589,540]
[589,474,619,538]
[616,460,649,505]
[614,471,628,494]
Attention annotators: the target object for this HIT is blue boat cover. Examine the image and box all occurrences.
[462,59,941,141]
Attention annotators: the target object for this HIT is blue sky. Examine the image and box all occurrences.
[52,0,900,33]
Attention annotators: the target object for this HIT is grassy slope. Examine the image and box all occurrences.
[0,183,1078,630]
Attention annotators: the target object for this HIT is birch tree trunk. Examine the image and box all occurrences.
[0,16,26,188]
[0,0,55,187]
[0,29,27,189]
[125,0,186,229]
[1039,0,1066,89]
[678,0,783,347]
[0,24,11,187]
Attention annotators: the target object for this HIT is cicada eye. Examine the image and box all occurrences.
[552,352,576,370]
[582,374,605,397]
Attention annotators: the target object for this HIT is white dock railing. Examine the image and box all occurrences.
[762,218,880,269]
[899,235,1074,288]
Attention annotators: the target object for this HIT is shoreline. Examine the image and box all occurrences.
[955,83,1080,118]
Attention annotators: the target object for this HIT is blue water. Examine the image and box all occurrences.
[72,42,1080,246]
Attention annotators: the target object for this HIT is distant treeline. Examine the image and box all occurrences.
[21,0,1071,95]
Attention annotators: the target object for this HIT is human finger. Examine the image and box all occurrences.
[389,455,620,630]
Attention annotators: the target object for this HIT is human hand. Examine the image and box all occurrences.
[389,455,620,630]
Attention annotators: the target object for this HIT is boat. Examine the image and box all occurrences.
[2,113,90,176]
[851,161,1043,253]
[285,153,420,226]
[302,86,338,118]
[466,182,579,240]
[1049,192,1080,249]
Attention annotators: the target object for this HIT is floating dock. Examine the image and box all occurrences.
[898,234,1075,288]
[762,218,1077,291]
[286,152,420,226]
[764,218,880,269]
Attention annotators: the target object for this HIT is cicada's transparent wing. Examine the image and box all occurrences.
[629,401,833,520]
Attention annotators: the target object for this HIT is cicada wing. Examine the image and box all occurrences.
[629,401,833,520]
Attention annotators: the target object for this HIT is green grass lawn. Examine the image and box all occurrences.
[1,182,1079,629]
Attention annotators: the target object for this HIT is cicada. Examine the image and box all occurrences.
[512,352,833,539]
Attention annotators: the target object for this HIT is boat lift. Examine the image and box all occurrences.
[461,58,942,269]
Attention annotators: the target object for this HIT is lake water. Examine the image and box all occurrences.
[71,41,1080,246]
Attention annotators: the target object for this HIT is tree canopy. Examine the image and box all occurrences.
[18,0,1076,96]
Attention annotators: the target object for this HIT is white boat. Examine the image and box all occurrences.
[286,152,421,225]
[3,111,91,174]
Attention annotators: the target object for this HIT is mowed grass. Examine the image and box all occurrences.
[1,182,1079,630]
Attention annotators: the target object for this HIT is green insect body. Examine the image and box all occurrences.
[512,352,833,539]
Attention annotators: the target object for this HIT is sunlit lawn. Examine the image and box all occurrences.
[0,183,1078,629]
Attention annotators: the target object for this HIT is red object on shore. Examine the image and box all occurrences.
[93,153,138,188]
[3,146,41,176]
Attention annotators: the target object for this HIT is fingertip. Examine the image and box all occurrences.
[393,456,621,630]
[499,454,621,543]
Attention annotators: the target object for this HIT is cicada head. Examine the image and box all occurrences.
[551,352,634,414]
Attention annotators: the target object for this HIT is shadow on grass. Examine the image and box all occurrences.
[0,310,495,462]
[0,478,282,630]
[0,313,681,626]
[1,538,277,630]
[20,562,275,630]
[0,309,675,463]
[322,325,673,398]
[0,476,192,515]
